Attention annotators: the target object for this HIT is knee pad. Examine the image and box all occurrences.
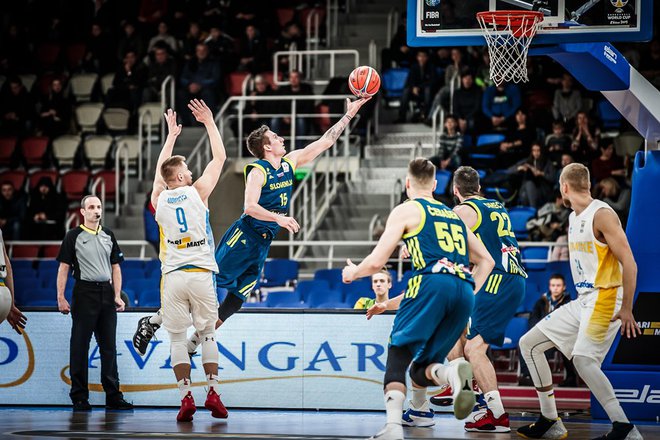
[218,293,244,322]
[409,362,435,388]
[200,328,219,365]
[384,345,413,387]
[169,331,190,367]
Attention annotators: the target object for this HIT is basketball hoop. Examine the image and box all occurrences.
[476,11,544,86]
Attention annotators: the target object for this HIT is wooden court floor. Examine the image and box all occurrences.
[0,407,658,439]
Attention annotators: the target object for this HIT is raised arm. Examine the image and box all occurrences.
[152,109,182,209]
[284,97,370,168]
[188,99,227,204]
[243,168,300,234]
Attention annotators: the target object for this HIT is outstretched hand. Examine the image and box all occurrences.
[345,96,371,118]
[188,99,214,125]
[366,302,387,320]
[164,108,182,138]
[342,258,358,284]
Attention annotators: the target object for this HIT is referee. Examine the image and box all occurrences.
[56,195,133,411]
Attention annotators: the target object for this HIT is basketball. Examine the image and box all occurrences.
[0,287,11,324]
[348,66,380,98]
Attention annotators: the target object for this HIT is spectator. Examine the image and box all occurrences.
[273,22,305,74]
[498,109,537,168]
[381,24,413,68]
[237,25,267,73]
[525,191,570,242]
[431,47,452,69]
[570,111,600,163]
[0,76,34,136]
[0,24,32,74]
[353,268,392,310]
[552,73,582,124]
[106,50,148,112]
[38,78,73,137]
[56,195,133,411]
[147,21,180,56]
[519,274,577,387]
[482,82,521,131]
[137,0,167,33]
[395,50,437,123]
[181,22,206,61]
[475,51,493,89]
[271,70,314,150]
[452,71,482,134]
[593,177,631,227]
[0,181,27,239]
[550,234,570,262]
[554,153,575,191]
[591,141,625,183]
[142,44,177,103]
[83,23,116,74]
[116,21,145,63]
[26,177,66,241]
[245,74,277,131]
[545,120,573,166]
[444,48,466,94]
[510,142,555,208]
[430,115,462,171]
[204,25,237,71]
[178,43,221,125]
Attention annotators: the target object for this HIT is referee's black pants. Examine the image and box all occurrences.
[69,280,122,403]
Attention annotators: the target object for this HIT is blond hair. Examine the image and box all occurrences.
[560,162,590,192]
[408,157,436,188]
[161,155,186,182]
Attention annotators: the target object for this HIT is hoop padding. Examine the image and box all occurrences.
[476,11,544,86]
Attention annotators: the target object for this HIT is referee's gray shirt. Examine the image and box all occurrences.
[57,225,124,282]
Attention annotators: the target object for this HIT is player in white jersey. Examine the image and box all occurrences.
[150,99,227,422]
[517,163,642,440]
[0,229,27,333]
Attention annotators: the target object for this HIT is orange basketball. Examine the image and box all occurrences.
[348,66,380,98]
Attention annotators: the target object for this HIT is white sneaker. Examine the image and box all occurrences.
[401,400,435,427]
[369,423,404,440]
[451,360,476,420]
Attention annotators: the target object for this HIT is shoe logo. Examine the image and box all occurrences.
[463,381,471,391]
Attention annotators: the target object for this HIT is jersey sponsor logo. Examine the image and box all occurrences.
[282,162,290,173]
[168,236,207,249]
[638,321,660,336]
[166,194,188,204]
[426,206,459,220]
[570,241,594,254]
[269,180,293,191]
[615,385,660,404]
[575,281,595,289]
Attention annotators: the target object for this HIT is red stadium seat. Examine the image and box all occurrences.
[0,170,27,191]
[65,43,87,71]
[61,170,91,201]
[0,137,17,167]
[226,71,250,96]
[20,136,50,167]
[299,8,326,32]
[12,245,41,259]
[29,169,59,190]
[36,42,61,70]
[276,8,295,27]
[66,209,84,229]
[91,170,119,202]
[36,73,67,96]
[42,244,61,258]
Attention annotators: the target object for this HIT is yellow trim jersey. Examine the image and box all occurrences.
[155,185,218,274]
[568,199,622,295]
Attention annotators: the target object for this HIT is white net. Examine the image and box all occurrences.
[476,11,544,86]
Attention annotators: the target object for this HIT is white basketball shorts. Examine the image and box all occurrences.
[161,269,218,333]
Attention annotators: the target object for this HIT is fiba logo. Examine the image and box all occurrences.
[610,0,628,8]
[425,0,441,6]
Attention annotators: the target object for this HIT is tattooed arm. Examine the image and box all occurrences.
[285,97,370,168]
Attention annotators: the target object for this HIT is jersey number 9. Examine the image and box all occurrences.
[176,207,188,233]
[434,222,466,255]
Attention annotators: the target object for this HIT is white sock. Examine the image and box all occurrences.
[206,373,219,394]
[177,378,191,400]
[484,390,505,418]
[384,390,406,425]
[537,389,558,420]
[411,386,427,408]
[149,311,163,326]
[187,333,200,353]
[430,363,450,386]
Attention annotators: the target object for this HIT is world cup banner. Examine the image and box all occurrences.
[0,312,404,409]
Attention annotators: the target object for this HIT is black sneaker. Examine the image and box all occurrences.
[517,415,567,439]
[72,400,92,411]
[106,398,134,410]
[133,316,159,356]
[592,422,642,440]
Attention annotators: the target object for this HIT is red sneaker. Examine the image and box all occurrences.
[430,379,480,407]
[464,409,510,433]
[205,389,228,419]
[177,392,196,422]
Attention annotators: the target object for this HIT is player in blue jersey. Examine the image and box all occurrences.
[343,158,494,440]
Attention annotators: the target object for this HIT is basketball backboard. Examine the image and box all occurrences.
[407,0,653,47]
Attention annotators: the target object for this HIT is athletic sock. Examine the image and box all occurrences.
[206,373,219,394]
[411,387,427,408]
[537,389,558,420]
[177,378,191,400]
[149,311,162,326]
[430,364,450,386]
[484,390,505,418]
[384,390,406,425]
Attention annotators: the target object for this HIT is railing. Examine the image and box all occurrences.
[410,140,423,160]
[431,105,445,149]
[114,142,130,216]
[64,212,80,231]
[160,75,175,137]
[386,7,400,48]
[326,0,339,47]
[306,9,321,75]
[368,40,378,71]
[7,240,156,260]
[273,50,360,86]
[368,214,382,240]
[90,176,106,209]
[139,108,155,178]
[390,178,403,210]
